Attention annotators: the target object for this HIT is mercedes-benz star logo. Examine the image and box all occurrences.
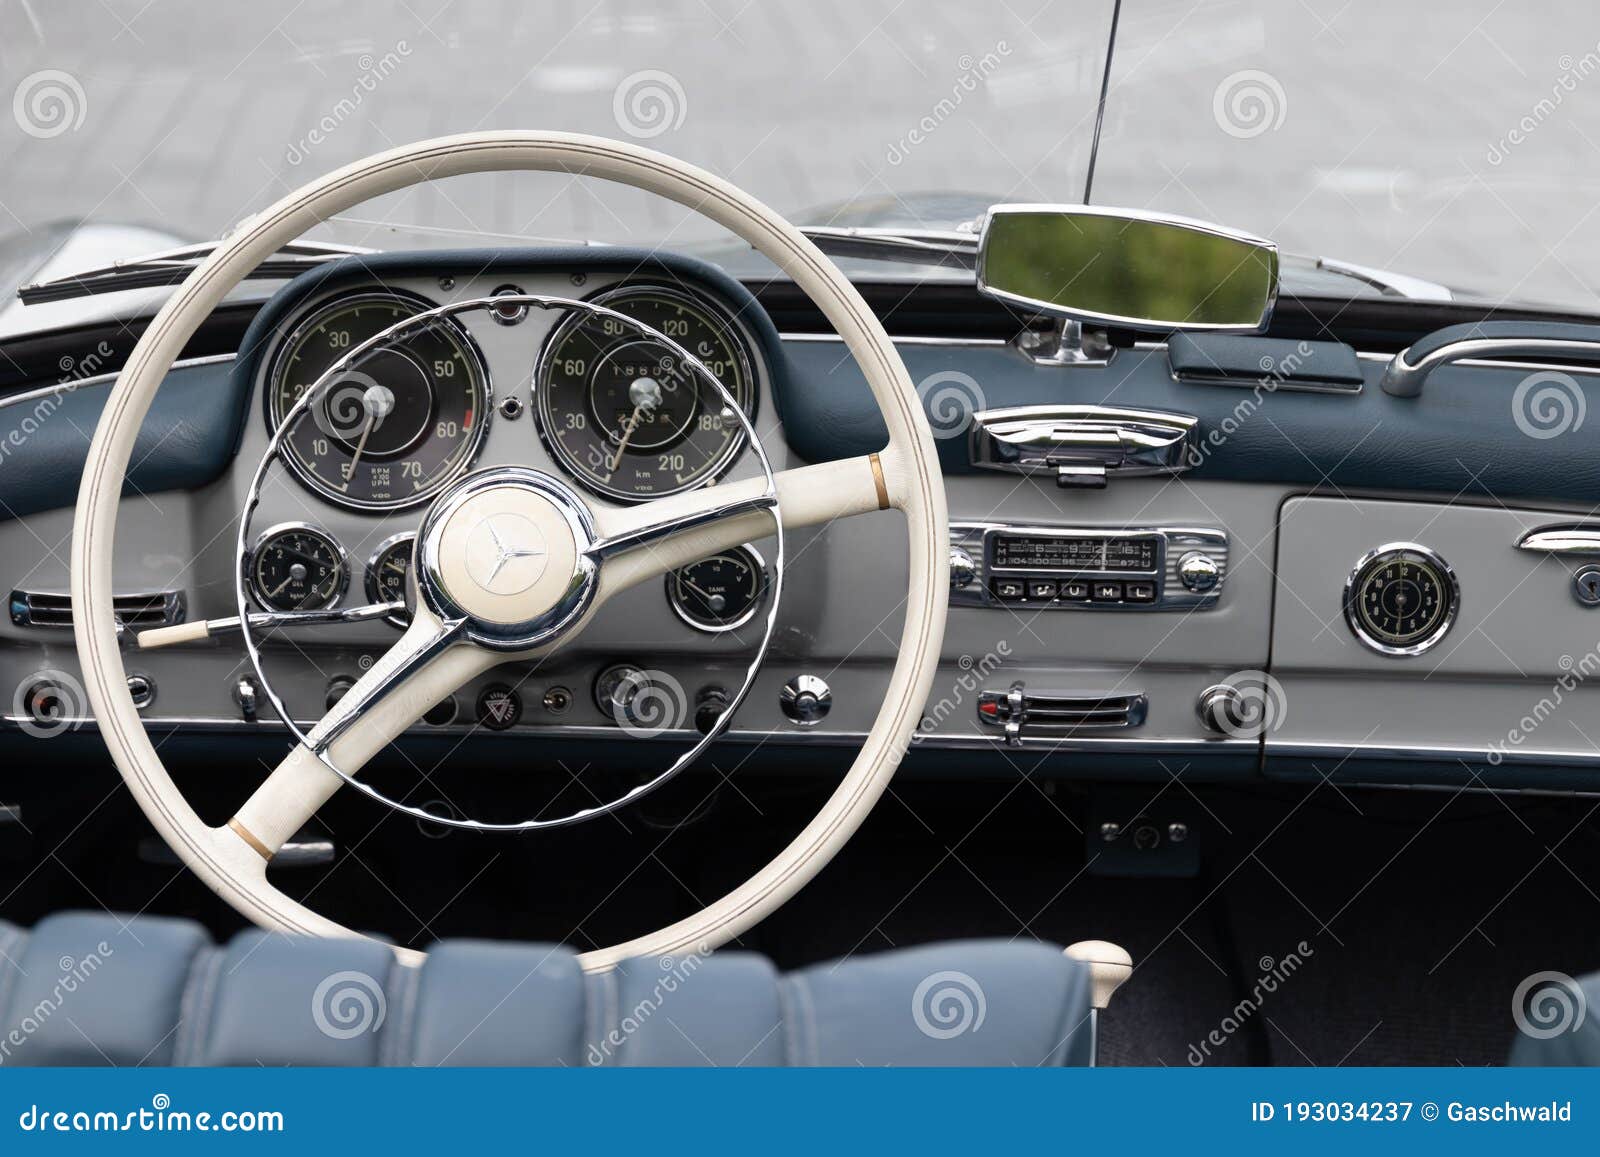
[465,512,549,595]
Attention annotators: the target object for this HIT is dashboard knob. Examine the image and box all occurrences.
[1178,551,1221,593]
[949,547,977,590]
[1195,683,1246,735]
[594,664,649,724]
[233,675,261,723]
[780,675,832,726]
[694,686,731,734]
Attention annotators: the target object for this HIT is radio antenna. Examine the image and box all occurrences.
[1082,0,1123,204]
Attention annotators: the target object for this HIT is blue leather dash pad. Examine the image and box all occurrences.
[0,359,245,522]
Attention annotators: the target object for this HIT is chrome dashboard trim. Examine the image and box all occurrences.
[778,333,1009,347]
[0,711,1253,753]
[1268,739,1600,766]
[0,353,237,410]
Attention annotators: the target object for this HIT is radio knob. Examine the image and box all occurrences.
[949,547,978,590]
[1178,552,1221,593]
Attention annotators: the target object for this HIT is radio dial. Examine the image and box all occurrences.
[1178,552,1221,593]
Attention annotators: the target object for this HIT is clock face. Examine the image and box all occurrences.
[1345,545,1459,656]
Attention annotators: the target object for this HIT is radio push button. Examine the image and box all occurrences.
[993,579,1026,601]
[1027,580,1059,600]
[1125,582,1158,603]
[1092,581,1123,602]
[1061,580,1091,601]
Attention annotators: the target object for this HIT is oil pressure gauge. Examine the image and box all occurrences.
[666,545,767,633]
[248,523,349,612]
[1344,542,1459,656]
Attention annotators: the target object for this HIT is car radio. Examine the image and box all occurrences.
[948,522,1227,611]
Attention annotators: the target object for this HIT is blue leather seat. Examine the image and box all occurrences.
[0,913,1093,1066]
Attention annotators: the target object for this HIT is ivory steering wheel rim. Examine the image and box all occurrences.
[70,132,949,971]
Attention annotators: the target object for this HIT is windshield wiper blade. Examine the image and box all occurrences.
[798,226,979,270]
[16,239,375,305]
[1314,256,1453,302]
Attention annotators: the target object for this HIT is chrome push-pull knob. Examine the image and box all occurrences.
[949,547,978,590]
[1195,683,1246,735]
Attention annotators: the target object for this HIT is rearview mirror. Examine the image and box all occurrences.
[977,206,1278,333]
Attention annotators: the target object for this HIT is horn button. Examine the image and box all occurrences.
[419,468,598,646]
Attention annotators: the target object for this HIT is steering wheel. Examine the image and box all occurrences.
[71,132,948,970]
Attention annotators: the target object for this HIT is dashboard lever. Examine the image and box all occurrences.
[136,601,406,649]
[1515,525,1600,557]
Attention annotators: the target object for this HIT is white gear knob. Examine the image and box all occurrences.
[1064,939,1133,1010]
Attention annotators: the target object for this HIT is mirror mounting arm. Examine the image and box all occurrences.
[1015,318,1115,367]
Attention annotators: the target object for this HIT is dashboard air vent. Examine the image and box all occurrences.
[9,589,185,631]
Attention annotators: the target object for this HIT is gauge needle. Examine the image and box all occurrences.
[341,412,376,492]
[678,575,718,602]
[267,562,307,599]
[341,384,393,492]
[607,405,646,475]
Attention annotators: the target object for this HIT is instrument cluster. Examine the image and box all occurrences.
[254,273,771,635]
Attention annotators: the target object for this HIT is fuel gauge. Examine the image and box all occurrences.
[666,545,767,633]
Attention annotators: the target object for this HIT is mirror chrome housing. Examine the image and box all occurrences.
[976,205,1279,334]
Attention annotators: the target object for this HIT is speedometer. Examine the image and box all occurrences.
[266,291,490,511]
[534,285,755,502]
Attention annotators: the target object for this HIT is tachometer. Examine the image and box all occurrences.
[266,291,489,511]
[534,285,755,501]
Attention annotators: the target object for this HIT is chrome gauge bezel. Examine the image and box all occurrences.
[665,544,769,634]
[531,283,758,503]
[245,521,350,613]
[1342,541,1460,657]
[363,531,417,628]
[262,288,493,513]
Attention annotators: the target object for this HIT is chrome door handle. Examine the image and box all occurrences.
[1516,525,1600,556]
[1382,333,1600,397]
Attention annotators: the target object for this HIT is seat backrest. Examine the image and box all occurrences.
[0,913,1092,1066]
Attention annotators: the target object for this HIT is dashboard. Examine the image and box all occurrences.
[4,246,1600,796]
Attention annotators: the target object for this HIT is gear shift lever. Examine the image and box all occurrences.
[1065,939,1134,1066]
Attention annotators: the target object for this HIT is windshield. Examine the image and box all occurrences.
[3,1,1597,312]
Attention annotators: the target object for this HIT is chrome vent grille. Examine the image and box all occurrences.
[977,682,1147,746]
[1162,534,1229,599]
[10,589,184,631]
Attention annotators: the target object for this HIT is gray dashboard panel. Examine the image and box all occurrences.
[10,247,1600,792]
[1268,494,1600,784]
